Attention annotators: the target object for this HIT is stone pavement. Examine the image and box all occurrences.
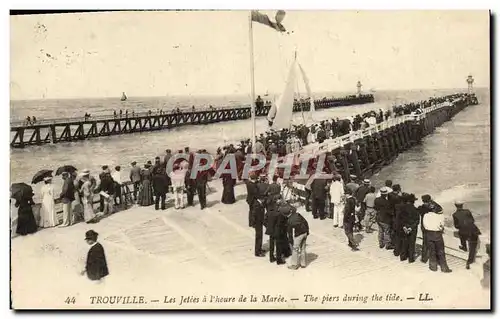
[11,180,490,309]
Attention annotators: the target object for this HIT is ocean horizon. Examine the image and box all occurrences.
[10,87,475,122]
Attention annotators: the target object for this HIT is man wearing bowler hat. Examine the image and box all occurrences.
[81,230,109,281]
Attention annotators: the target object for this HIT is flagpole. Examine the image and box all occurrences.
[249,11,257,154]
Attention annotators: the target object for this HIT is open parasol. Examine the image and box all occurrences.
[11,183,34,201]
[32,169,54,184]
[55,165,78,176]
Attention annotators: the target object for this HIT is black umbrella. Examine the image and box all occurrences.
[55,165,78,176]
[32,169,54,184]
[11,183,34,201]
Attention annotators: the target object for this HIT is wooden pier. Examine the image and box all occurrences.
[10,93,489,309]
[10,94,374,148]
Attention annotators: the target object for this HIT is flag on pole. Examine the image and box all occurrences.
[251,10,286,32]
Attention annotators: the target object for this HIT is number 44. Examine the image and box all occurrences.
[65,297,76,304]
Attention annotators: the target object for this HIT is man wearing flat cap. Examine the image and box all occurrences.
[81,230,109,281]
[452,200,481,269]
[422,200,452,273]
[418,194,443,263]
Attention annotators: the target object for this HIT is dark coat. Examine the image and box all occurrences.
[152,164,168,195]
[374,196,393,224]
[399,203,420,230]
[86,242,109,281]
[60,178,76,202]
[344,196,356,224]
[355,185,370,203]
[310,178,328,200]
[453,208,481,238]
[98,175,115,195]
[287,212,309,238]
[246,180,259,207]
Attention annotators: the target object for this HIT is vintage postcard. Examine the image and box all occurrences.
[10,10,490,309]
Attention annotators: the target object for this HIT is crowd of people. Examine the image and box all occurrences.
[12,92,488,281]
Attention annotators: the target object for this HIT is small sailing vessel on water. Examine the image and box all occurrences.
[120,92,127,101]
[266,51,315,130]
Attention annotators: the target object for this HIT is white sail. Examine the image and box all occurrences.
[268,60,297,130]
[297,62,315,124]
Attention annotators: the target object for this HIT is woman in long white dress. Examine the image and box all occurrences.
[80,170,97,223]
[39,176,57,228]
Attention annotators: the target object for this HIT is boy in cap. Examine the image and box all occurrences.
[81,230,109,281]
[452,200,481,269]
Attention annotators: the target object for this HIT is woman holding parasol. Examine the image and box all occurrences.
[39,176,57,228]
[11,183,37,236]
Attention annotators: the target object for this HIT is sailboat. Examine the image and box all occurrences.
[267,53,315,130]
[120,92,127,101]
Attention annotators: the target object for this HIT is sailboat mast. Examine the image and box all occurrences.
[249,12,257,153]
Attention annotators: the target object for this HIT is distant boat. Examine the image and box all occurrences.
[370,88,377,93]
[121,92,127,101]
[264,90,269,97]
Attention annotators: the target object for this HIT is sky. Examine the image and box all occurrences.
[10,10,490,100]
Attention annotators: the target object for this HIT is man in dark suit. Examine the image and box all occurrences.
[452,201,481,269]
[389,184,403,255]
[59,172,76,227]
[185,168,197,207]
[81,230,109,281]
[398,193,420,263]
[195,151,210,209]
[265,194,287,265]
[246,172,266,257]
[129,162,141,202]
[309,174,329,220]
[246,172,259,228]
[344,188,358,251]
[98,166,108,212]
[152,157,168,210]
[374,187,393,249]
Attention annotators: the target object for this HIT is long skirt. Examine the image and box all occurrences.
[16,204,38,236]
[83,196,97,222]
[39,196,57,228]
[139,180,154,206]
[221,183,236,204]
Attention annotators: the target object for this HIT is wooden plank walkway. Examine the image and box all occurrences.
[11,180,490,309]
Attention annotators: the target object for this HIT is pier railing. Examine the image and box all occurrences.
[10,105,248,128]
[10,94,375,129]
[301,101,450,156]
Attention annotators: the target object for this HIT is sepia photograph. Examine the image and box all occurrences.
[9,9,491,309]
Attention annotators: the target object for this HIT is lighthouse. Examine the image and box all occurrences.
[356,81,362,96]
[467,75,474,95]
